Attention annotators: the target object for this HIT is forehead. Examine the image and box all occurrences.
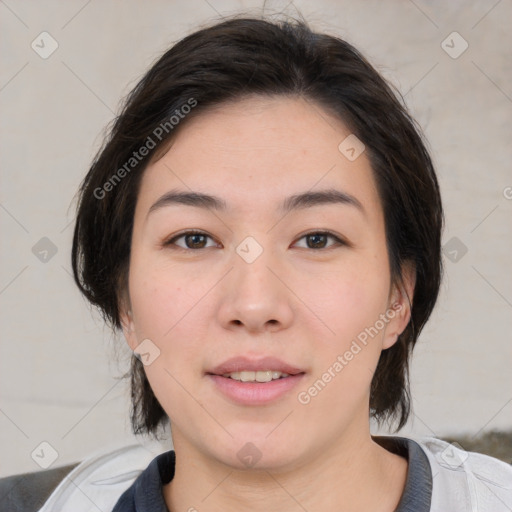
[136,95,380,219]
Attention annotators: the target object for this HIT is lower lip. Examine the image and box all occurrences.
[207,374,305,405]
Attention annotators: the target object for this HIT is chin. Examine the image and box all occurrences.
[208,433,303,473]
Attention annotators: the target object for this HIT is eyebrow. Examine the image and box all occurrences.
[147,187,365,218]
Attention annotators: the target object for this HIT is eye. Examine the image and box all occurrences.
[293,231,346,250]
[163,230,218,250]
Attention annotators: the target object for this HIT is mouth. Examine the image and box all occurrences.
[206,356,306,405]
[218,370,294,382]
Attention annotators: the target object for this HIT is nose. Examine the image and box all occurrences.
[216,243,294,334]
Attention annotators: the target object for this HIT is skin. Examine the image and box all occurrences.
[120,95,415,512]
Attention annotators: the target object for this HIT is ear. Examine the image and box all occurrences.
[119,292,138,352]
[382,260,416,350]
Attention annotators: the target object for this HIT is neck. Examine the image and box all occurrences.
[163,421,408,512]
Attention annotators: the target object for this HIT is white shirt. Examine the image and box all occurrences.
[36,436,512,512]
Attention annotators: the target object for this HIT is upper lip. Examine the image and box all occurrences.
[207,356,305,376]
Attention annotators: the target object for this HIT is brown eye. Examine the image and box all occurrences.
[164,231,217,250]
[306,233,329,249]
[294,231,345,250]
[184,233,208,249]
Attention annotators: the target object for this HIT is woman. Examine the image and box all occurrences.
[28,14,512,512]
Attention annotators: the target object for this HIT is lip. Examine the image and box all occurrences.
[207,373,305,405]
[207,356,305,376]
[206,356,306,406]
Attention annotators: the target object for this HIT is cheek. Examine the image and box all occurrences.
[296,272,389,413]
[128,256,213,382]
[130,259,195,340]
[128,263,204,412]
[308,261,390,345]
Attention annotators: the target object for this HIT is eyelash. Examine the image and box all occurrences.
[162,229,348,252]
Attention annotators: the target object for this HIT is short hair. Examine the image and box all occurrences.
[71,15,444,437]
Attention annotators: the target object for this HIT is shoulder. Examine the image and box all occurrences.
[411,436,512,512]
[0,463,79,512]
[28,441,167,512]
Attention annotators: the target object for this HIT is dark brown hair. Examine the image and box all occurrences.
[71,15,444,437]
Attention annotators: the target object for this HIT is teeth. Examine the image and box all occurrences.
[221,370,290,382]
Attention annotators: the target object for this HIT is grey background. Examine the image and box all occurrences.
[1,0,511,477]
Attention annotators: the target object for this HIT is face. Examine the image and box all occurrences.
[121,95,413,471]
